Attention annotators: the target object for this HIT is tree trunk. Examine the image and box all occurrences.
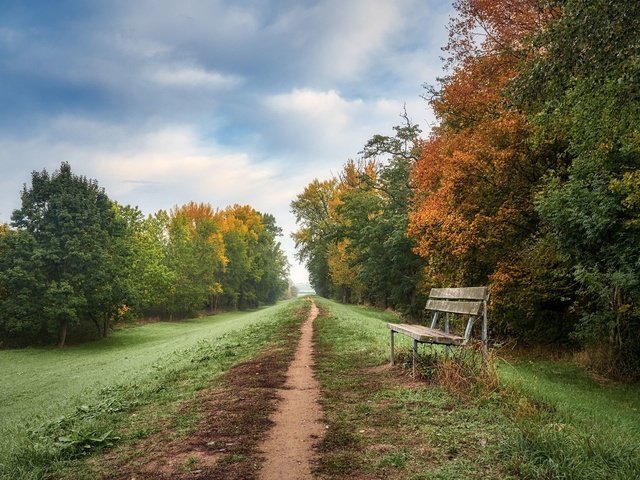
[102,317,109,338]
[58,319,68,347]
[91,316,102,337]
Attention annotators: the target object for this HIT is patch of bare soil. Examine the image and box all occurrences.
[94,311,304,480]
[258,301,325,480]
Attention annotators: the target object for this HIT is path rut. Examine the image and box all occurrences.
[258,300,324,480]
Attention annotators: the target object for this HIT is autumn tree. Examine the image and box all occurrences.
[216,205,288,309]
[291,117,426,314]
[291,179,339,298]
[333,118,426,314]
[406,0,578,339]
[165,202,226,317]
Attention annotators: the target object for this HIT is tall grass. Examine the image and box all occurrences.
[0,300,303,480]
[500,360,640,479]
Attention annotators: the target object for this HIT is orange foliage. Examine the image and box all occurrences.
[409,0,545,286]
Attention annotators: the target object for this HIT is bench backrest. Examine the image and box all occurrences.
[426,287,487,315]
[426,286,489,346]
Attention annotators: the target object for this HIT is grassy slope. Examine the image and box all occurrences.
[1,306,284,428]
[500,360,640,479]
[314,298,640,480]
[0,300,303,479]
[501,360,640,440]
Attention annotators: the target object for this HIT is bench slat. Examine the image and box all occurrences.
[425,299,482,315]
[429,287,487,300]
[387,323,465,346]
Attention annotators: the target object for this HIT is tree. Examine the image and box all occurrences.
[334,124,426,314]
[216,205,286,309]
[254,213,289,305]
[291,179,339,298]
[7,162,129,346]
[511,0,640,374]
[165,202,226,317]
[405,0,580,340]
[114,205,174,316]
[0,227,47,345]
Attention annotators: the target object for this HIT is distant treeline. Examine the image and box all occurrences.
[292,0,640,379]
[0,163,290,347]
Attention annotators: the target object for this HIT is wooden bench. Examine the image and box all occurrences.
[387,287,489,367]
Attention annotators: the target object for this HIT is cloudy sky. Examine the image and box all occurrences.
[0,0,452,283]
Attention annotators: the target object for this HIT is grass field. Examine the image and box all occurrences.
[500,359,640,478]
[313,298,640,480]
[0,299,303,479]
[313,298,515,479]
[2,297,639,479]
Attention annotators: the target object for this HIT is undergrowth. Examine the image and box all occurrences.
[402,343,640,479]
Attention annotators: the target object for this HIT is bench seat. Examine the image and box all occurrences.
[387,323,465,346]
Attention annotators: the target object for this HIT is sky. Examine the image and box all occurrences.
[0,0,452,283]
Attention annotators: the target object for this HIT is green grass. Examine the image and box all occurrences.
[0,299,305,479]
[313,297,640,479]
[500,359,640,479]
[1,305,286,428]
[313,298,514,479]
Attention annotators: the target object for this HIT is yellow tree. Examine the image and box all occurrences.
[166,202,226,316]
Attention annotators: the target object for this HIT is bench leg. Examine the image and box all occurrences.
[390,330,395,365]
[412,339,418,377]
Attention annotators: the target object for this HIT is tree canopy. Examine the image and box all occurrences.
[0,163,290,347]
[291,0,640,379]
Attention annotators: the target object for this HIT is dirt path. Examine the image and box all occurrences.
[258,300,324,480]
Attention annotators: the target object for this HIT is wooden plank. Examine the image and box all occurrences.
[425,299,482,315]
[387,323,465,346]
[390,329,395,365]
[429,286,487,300]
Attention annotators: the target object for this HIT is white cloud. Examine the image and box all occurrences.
[149,66,243,88]
[266,88,362,127]
[310,0,406,80]
[0,0,457,285]
[262,87,421,165]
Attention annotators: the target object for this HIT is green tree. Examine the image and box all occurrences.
[254,213,289,305]
[0,227,47,345]
[511,0,640,375]
[349,118,425,314]
[8,162,129,346]
[291,179,338,298]
[114,205,174,316]
[165,203,226,317]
